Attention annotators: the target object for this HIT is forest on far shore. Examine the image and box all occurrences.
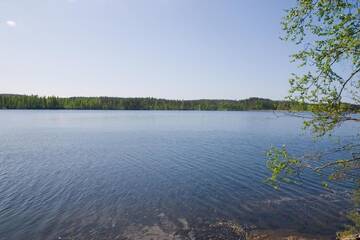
[0,94,358,111]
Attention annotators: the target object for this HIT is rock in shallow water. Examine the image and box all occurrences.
[122,214,334,240]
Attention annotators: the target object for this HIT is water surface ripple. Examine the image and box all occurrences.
[0,110,356,239]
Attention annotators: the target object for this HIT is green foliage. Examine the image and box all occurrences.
[0,95,305,111]
[271,0,360,184]
[271,0,360,237]
[282,0,360,136]
[266,145,302,189]
[277,0,360,180]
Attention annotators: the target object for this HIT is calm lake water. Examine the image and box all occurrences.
[0,110,357,239]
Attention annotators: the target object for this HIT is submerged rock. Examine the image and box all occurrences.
[338,233,360,240]
[122,214,193,240]
[193,220,250,240]
[123,225,175,240]
[248,229,332,240]
[122,214,334,240]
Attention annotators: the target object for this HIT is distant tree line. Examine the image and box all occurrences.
[0,94,358,111]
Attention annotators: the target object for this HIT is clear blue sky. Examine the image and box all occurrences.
[1,0,297,100]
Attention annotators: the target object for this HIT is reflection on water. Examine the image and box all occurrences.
[0,111,356,239]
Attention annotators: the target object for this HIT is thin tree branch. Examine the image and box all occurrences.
[337,67,360,102]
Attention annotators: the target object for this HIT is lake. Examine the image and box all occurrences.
[0,110,356,240]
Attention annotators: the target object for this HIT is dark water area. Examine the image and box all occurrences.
[0,110,357,240]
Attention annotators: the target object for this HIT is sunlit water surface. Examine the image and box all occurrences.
[0,111,357,239]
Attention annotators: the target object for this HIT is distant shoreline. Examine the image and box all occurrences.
[0,94,307,111]
[1,94,358,112]
[0,108,294,112]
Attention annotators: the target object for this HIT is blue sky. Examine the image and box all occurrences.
[1,0,297,100]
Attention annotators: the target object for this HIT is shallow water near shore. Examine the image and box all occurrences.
[0,110,357,239]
